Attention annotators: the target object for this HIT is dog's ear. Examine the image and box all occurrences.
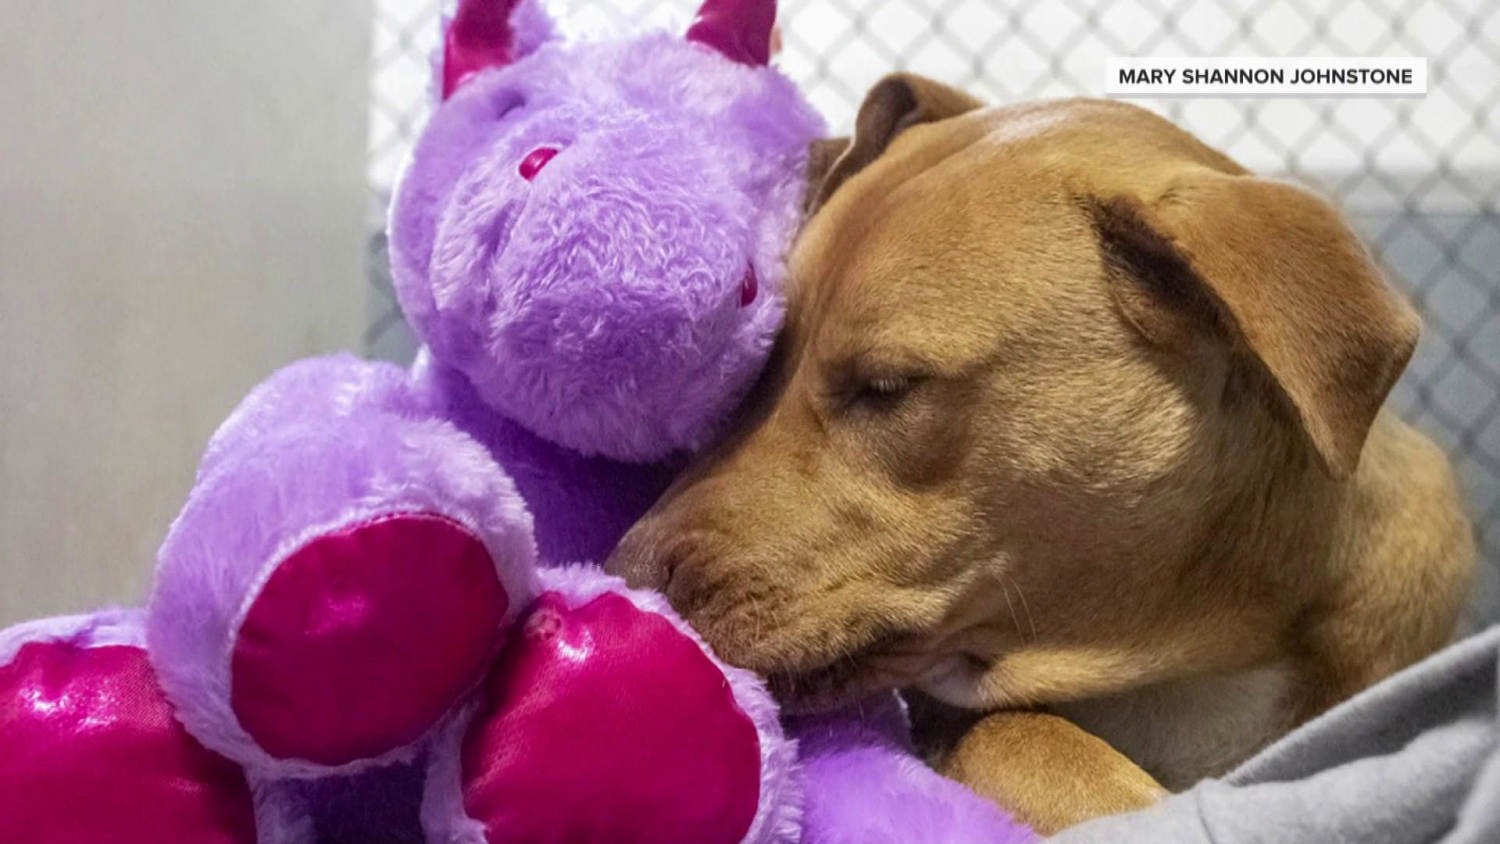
[802,136,851,213]
[1090,170,1420,479]
[810,73,983,213]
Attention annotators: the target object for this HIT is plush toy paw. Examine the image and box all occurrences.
[422,566,800,844]
[227,510,509,768]
[0,611,260,844]
[150,411,538,778]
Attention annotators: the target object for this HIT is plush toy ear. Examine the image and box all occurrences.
[685,0,777,66]
[1089,169,1420,479]
[810,73,983,213]
[441,0,559,99]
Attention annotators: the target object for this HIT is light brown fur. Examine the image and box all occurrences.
[606,76,1475,834]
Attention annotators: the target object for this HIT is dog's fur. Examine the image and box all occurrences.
[606,75,1475,833]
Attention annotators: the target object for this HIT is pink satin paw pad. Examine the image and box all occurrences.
[460,590,763,843]
[0,641,256,843]
[231,512,507,766]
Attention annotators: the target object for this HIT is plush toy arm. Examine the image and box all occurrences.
[148,355,539,785]
[790,697,1036,844]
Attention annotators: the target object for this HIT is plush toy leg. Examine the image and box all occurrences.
[788,696,1035,844]
[0,611,265,843]
[421,566,801,844]
[150,403,538,781]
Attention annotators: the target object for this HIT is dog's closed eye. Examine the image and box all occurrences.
[844,371,928,413]
[854,375,913,406]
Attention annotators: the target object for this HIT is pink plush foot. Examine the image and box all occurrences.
[152,412,538,779]
[231,512,508,766]
[424,568,799,844]
[0,613,256,844]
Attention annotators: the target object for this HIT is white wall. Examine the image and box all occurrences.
[0,2,373,624]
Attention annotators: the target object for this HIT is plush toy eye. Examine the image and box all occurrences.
[518,146,560,181]
[739,263,758,307]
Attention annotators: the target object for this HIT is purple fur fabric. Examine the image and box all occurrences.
[390,16,823,462]
[790,698,1036,844]
[408,349,681,564]
[194,353,418,482]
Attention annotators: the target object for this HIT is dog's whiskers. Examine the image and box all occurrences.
[1000,578,1023,641]
[1010,574,1038,642]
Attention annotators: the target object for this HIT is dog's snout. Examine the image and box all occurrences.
[607,520,735,623]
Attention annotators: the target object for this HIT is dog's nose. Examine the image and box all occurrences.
[604,523,674,591]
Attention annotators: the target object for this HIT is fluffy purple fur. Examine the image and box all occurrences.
[790,698,1036,844]
[409,350,680,563]
[390,12,823,462]
[194,353,418,482]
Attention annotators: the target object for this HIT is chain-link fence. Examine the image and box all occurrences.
[367,0,1500,625]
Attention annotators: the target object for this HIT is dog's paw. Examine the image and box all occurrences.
[942,710,1167,836]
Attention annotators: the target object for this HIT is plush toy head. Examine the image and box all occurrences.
[389,0,824,462]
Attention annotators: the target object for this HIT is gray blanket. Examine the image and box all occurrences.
[1053,625,1500,843]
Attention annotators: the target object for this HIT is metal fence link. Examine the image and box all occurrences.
[367,0,1500,624]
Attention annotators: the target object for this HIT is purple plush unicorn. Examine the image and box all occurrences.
[0,1,1032,841]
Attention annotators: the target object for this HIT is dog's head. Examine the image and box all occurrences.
[606,76,1419,711]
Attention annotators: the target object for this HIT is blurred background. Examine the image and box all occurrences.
[2,0,1496,628]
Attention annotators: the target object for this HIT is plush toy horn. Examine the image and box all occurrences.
[442,0,524,99]
[685,0,776,66]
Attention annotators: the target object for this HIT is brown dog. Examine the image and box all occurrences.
[606,75,1475,833]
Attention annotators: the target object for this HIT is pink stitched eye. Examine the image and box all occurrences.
[739,263,758,307]
[518,147,560,181]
